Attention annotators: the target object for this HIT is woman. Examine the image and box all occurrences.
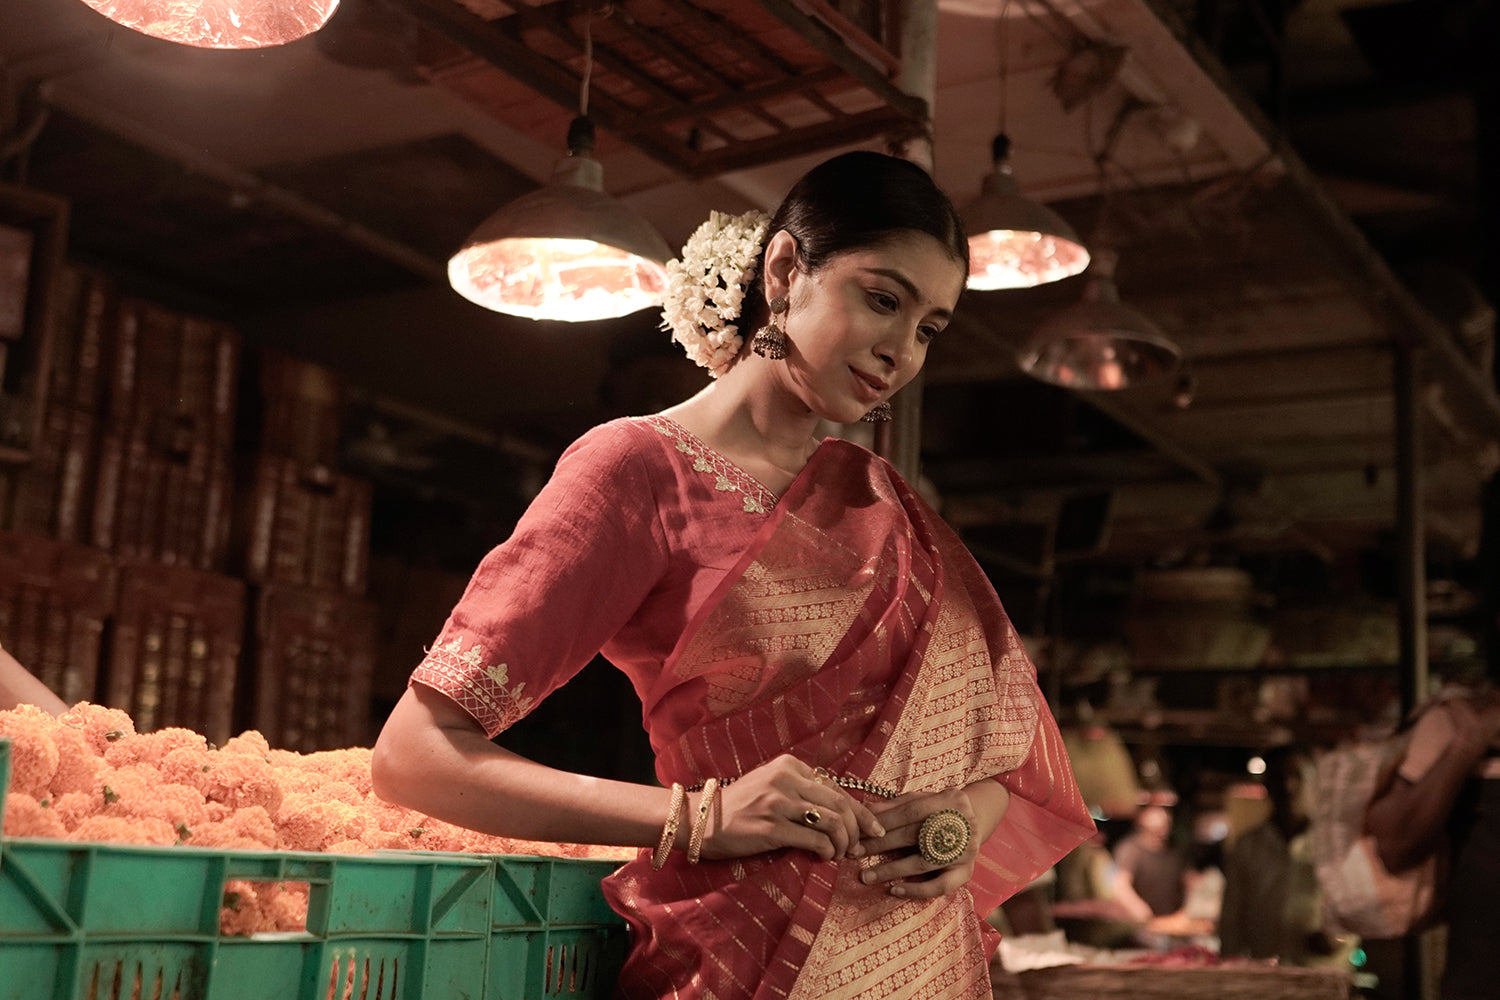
[372,151,1093,999]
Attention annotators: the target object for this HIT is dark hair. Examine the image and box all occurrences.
[740,151,969,333]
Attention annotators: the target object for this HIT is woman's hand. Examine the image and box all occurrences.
[697,754,886,863]
[856,780,1010,898]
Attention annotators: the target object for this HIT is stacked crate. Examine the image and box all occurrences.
[4,265,112,543]
[90,295,239,571]
[242,352,378,752]
[0,529,114,707]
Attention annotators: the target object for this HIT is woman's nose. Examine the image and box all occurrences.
[875,329,917,370]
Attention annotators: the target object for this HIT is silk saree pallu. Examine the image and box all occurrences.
[604,441,1092,1000]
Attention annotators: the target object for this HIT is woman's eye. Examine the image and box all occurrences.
[869,290,899,312]
[918,325,940,344]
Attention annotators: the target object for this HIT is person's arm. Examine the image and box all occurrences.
[0,646,68,715]
[1365,697,1500,872]
[372,682,882,861]
[1109,840,1155,922]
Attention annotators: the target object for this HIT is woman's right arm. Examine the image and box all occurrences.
[372,682,883,858]
[372,682,672,848]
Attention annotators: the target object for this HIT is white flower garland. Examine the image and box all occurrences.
[659,209,771,378]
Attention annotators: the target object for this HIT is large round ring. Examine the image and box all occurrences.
[917,809,971,867]
[802,808,822,827]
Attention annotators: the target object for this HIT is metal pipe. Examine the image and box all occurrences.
[877,0,938,483]
[1394,341,1428,717]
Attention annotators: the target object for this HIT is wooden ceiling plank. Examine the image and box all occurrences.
[653,0,802,79]
[688,106,913,175]
[639,68,845,125]
[396,0,696,170]
[608,8,738,100]
[531,12,698,109]
[750,0,927,122]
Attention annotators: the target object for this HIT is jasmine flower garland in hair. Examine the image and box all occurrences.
[660,209,771,378]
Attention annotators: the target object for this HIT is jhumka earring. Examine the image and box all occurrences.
[752,296,789,359]
[861,401,893,423]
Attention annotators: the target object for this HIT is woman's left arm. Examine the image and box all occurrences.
[856,778,1011,899]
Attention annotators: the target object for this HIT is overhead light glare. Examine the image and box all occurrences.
[1020,249,1180,390]
[961,135,1090,290]
[448,118,671,323]
[77,0,340,48]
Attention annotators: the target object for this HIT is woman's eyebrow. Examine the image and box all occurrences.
[866,267,953,319]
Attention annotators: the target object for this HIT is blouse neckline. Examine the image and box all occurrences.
[639,414,782,514]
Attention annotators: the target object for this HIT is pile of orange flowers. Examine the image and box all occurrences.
[0,703,631,935]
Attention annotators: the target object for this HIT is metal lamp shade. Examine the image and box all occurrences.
[77,0,340,48]
[1021,266,1180,390]
[448,156,672,323]
[961,164,1091,290]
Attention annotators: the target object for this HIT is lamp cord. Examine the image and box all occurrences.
[996,0,1010,136]
[579,12,593,117]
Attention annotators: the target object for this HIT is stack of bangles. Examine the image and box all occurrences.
[652,770,973,869]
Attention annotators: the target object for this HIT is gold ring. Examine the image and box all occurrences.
[802,808,822,827]
[813,767,832,785]
[917,809,971,867]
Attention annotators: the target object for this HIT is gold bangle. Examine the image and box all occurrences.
[653,782,687,871]
[687,777,719,864]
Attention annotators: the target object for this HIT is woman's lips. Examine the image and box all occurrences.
[851,368,888,403]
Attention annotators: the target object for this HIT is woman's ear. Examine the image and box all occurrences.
[761,230,799,303]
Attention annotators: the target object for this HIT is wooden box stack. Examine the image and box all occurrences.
[242,353,371,596]
[89,296,239,571]
[106,563,245,746]
[242,351,379,750]
[251,583,377,753]
[0,529,115,707]
[4,265,112,542]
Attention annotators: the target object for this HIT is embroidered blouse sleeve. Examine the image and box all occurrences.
[410,422,669,738]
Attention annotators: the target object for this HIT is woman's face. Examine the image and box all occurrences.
[780,232,965,425]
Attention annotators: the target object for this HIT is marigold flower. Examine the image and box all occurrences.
[325,838,370,855]
[276,795,371,852]
[220,730,271,758]
[49,724,109,797]
[58,702,136,754]
[3,791,68,838]
[69,815,176,845]
[50,790,96,831]
[219,880,263,936]
[156,745,216,792]
[103,727,208,769]
[201,754,283,816]
[0,704,61,796]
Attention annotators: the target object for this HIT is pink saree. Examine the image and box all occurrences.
[411,417,1092,1000]
[602,436,1093,1000]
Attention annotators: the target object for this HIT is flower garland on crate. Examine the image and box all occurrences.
[659,209,771,378]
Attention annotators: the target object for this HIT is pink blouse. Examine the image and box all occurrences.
[412,415,779,759]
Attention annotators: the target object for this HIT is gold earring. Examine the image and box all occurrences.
[752,296,788,359]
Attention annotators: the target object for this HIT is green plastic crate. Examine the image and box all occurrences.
[0,740,627,1000]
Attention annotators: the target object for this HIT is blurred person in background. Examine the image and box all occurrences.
[1219,744,1332,964]
[1366,679,1500,1000]
[1112,804,1187,923]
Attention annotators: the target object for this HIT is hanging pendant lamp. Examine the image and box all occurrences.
[77,0,340,48]
[961,134,1091,290]
[448,117,671,322]
[1020,249,1179,390]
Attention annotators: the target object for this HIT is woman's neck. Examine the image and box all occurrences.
[663,362,821,484]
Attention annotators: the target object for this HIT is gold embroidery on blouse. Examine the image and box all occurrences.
[642,415,774,515]
[428,637,536,730]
